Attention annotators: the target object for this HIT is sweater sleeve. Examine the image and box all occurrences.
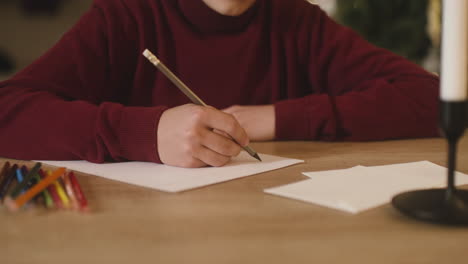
[275,6,440,141]
[0,3,166,163]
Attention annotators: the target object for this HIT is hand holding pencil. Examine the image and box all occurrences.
[143,49,261,168]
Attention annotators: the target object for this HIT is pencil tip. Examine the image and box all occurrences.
[254,154,262,162]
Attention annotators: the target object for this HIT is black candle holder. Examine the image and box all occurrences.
[392,101,468,225]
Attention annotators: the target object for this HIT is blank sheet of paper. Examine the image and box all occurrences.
[265,161,468,214]
[39,152,303,193]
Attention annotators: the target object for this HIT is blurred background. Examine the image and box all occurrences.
[0,0,93,80]
[0,0,441,81]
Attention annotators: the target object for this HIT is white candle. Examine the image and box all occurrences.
[441,0,468,101]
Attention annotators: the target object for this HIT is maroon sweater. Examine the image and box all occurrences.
[0,0,439,163]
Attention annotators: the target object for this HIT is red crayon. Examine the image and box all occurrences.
[68,171,89,212]
[62,171,79,211]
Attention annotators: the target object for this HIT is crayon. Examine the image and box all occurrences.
[53,176,70,209]
[21,166,35,193]
[0,164,18,201]
[9,162,41,198]
[20,166,29,182]
[16,166,38,207]
[0,162,10,183]
[69,171,89,212]
[27,177,43,208]
[15,167,26,195]
[4,167,66,212]
[62,171,79,211]
[34,173,54,209]
[39,169,63,209]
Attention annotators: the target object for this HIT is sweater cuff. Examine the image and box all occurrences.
[119,106,168,163]
[275,98,311,140]
[274,95,333,140]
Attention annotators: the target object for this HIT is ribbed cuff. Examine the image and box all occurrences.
[274,95,333,140]
[118,106,168,163]
[274,98,311,140]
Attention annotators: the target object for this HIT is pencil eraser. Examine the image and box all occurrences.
[143,49,151,58]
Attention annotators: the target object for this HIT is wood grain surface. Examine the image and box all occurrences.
[1,137,468,264]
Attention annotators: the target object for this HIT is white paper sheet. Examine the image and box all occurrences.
[265,161,468,214]
[39,152,303,193]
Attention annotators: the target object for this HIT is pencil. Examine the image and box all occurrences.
[142,49,262,162]
[4,167,66,212]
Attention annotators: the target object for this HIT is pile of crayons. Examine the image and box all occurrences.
[0,161,89,212]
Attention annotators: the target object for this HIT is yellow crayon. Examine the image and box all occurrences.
[49,170,70,209]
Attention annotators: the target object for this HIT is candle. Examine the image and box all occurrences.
[440,0,468,101]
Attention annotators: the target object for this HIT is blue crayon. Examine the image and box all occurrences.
[16,168,26,195]
[15,166,39,206]
[16,168,24,182]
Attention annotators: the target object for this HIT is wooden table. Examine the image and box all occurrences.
[2,137,468,264]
